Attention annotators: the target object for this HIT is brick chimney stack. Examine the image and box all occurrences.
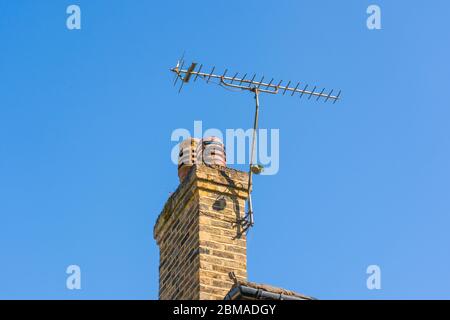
[154,164,249,300]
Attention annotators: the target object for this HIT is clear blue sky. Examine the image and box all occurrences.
[1,0,449,299]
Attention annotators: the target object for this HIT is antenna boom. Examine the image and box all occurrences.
[172,62,341,102]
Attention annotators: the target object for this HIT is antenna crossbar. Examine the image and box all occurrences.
[171,62,341,103]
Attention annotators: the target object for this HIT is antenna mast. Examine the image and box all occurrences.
[171,58,341,234]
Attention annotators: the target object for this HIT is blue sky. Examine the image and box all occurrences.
[1,0,449,299]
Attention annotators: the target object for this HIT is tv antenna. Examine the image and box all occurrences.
[171,57,341,234]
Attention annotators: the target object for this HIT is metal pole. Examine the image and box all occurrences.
[246,88,260,228]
